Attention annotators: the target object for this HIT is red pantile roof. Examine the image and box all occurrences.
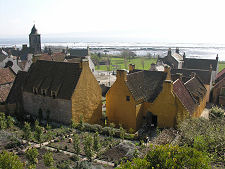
[173,79,196,115]
[0,67,15,85]
[216,68,225,82]
[0,84,12,103]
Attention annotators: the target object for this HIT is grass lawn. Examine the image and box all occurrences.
[96,57,225,73]
[219,62,225,72]
[96,57,157,71]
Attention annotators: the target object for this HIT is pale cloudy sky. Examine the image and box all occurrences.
[1,0,225,43]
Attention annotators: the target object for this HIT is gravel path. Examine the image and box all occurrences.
[200,108,209,119]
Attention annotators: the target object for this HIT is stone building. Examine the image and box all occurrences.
[18,60,102,124]
[212,68,225,105]
[171,68,212,102]
[0,67,15,104]
[66,47,95,73]
[162,48,184,69]
[106,66,206,131]
[29,25,41,54]
[183,55,219,82]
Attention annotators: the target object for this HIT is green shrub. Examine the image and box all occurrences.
[117,144,211,169]
[0,151,24,169]
[23,122,32,141]
[93,132,101,152]
[6,115,14,128]
[25,148,39,165]
[83,135,94,161]
[193,135,208,152]
[178,117,225,164]
[209,106,224,120]
[43,151,54,167]
[0,112,7,129]
[118,158,150,169]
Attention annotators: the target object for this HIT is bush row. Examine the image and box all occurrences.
[71,122,137,140]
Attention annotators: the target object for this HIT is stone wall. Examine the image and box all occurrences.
[71,61,102,124]
[23,92,72,124]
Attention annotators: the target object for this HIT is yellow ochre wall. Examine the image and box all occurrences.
[144,81,190,128]
[106,70,137,130]
[204,84,210,102]
[71,61,102,124]
[143,81,177,128]
[192,95,207,117]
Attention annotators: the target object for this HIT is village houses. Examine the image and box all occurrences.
[8,59,102,124]
[106,65,207,131]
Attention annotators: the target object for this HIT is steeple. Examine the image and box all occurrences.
[30,24,38,34]
[175,47,179,54]
[29,24,41,54]
[167,48,172,56]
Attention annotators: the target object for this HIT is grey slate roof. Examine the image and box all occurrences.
[126,70,167,102]
[6,71,28,104]
[68,48,89,58]
[23,60,82,100]
[0,53,7,62]
[184,76,207,104]
[171,68,212,85]
[183,58,218,71]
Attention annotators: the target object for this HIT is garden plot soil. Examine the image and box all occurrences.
[151,128,179,145]
[100,141,137,163]
[17,148,76,169]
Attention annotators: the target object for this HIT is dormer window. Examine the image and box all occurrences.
[41,89,47,96]
[51,91,57,99]
[33,87,38,94]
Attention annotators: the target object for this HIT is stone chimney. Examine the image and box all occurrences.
[167,48,172,56]
[209,64,213,73]
[150,63,156,71]
[116,70,127,81]
[191,72,196,78]
[128,64,135,72]
[80,59,89,69]
[87,46,90,56]
[164,65,171,80]
[176,73,183,81]
[175,47,179,54]
[163,80,173,93]
[183,52,186,60]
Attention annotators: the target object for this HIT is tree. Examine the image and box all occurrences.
[0,112,6,129]
[34,125,43,147]
[43,151,54,168]
[23,122,32,141]
[0,150,24,169]
[25,148,39,165]
[109,123,115,139]
[84,135,94,161]
[34,120,39,130]
[93,132,101,152]
[141,58,145,70]
[78,115,84,131]
[73,133,80,166]
[73,133,81,155]
[6,115,14,128]
[119,126,125,141]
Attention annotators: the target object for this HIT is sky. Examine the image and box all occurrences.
[1,0,225,43]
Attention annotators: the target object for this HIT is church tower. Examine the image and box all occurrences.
[29,24,41,54]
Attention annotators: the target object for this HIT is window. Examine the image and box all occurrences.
[33,87,38,94]
[41,89,47,96]
[51,91,57,99]
[126,96,130,101]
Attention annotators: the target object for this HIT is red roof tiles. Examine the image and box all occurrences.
[173,79,196,115]
[0,67,15,85]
